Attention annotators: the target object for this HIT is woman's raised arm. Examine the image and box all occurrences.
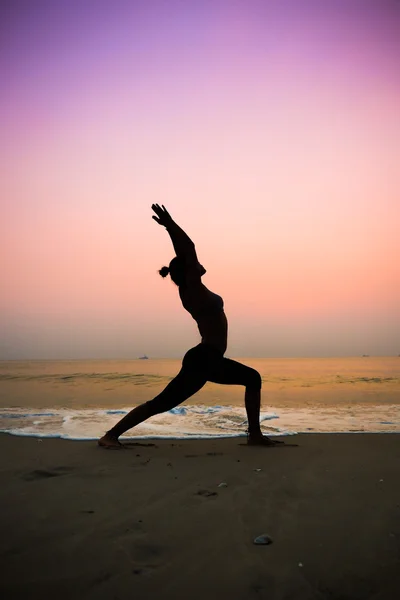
[151,204,198,262]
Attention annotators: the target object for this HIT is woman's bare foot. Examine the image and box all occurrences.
[98,433,125,449]
[247,433,285,446]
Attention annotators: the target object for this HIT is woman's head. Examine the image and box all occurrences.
[159,256,186,286]
[159,257,206,286]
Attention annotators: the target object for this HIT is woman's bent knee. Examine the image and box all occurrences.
[246,369,262,390]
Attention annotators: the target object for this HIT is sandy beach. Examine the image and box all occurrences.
[1,433,399,599]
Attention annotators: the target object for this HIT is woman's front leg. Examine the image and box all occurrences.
[209,358,284,445]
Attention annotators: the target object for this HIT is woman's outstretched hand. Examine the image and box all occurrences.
[151,204,173,227]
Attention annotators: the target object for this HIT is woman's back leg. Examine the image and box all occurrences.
[99,365,208,446]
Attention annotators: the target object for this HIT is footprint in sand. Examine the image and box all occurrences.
[196,489,218,497]
[125,442,158,448]
[126,543,165,575]
[22,466,73,481]
[132,565,158,576]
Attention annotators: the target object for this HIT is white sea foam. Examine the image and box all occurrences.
[0,404,399,441]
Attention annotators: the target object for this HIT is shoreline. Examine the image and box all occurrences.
[1,432,399,599]
[1,402,399,439]
[1,430,400,442]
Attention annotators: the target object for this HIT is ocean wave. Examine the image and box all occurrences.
[0,405,399,441]
[1,372,398,387]
[0,372,171,384]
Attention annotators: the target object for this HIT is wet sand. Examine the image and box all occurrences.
[1,433,399,600]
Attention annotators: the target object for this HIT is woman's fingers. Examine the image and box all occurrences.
[151,204,171,225]
[152,203,163,215]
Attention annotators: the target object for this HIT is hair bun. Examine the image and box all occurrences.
[159,266,170,278]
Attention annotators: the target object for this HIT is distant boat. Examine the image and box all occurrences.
[362,354,370,357]
[138,355,149,360]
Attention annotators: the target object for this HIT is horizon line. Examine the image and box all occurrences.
[0,355,398,361]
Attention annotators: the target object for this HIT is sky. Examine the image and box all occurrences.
[1,0,399,359]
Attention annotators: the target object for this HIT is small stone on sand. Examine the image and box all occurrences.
[253,534,273,545]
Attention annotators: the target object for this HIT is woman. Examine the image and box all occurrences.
[99,204,281,448]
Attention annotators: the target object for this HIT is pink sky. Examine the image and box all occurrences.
[1,0,399,358]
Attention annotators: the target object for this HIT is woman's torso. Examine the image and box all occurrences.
[179,283,228,354]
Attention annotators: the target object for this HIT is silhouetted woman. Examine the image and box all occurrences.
[99,204,281,448]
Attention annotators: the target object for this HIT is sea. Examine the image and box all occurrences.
[0,357,399,441]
